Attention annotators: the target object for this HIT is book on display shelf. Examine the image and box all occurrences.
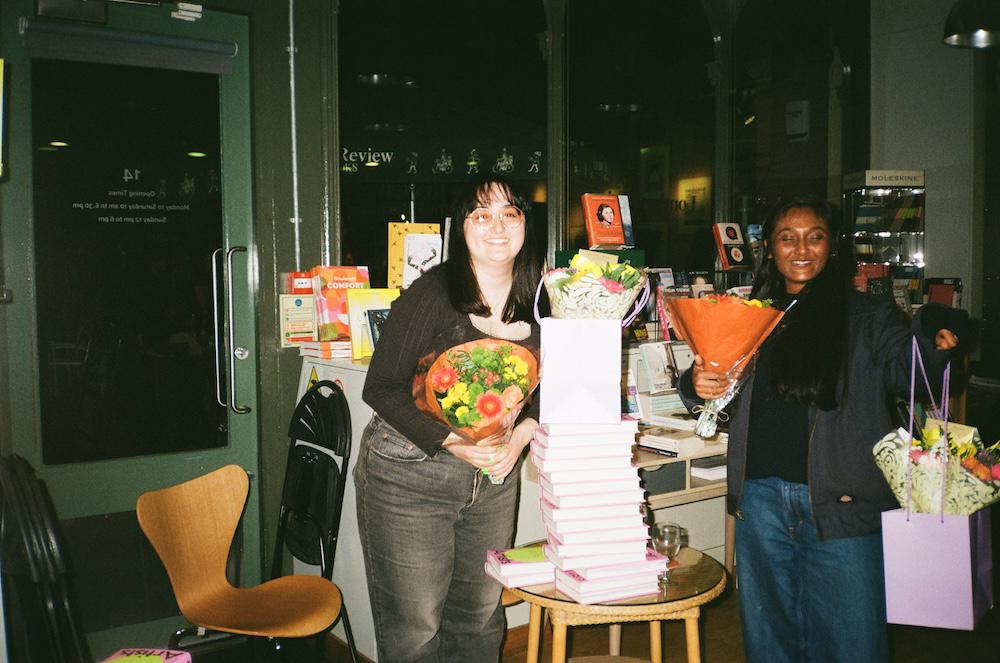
[298,341,352,359]
[530,440,633,461]
[538,466,640,485]
[531,452,633,473]
[712,222,754,271]
[573,548,669,580]
[533,429,638,447]
[555,578,660,605]
[540,487,646,509]
[484,563,554,589]
[648,407,698,431]
[345,287,400,359]
[581,193,635,248]
[539,498,642,522]
[635,445,678,459]
[690,455,728,481]
[543,544,648,572]
[542,512,647,536]
[540,418,639,437]
[638,426,705,455]
[310,265,371,341]
[387,221,440,289]
[538,476,640,498]
[548,525,651,546]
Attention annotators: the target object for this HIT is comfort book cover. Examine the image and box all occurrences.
[310,266,370,341]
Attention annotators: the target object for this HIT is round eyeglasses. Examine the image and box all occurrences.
[466,206,525,230]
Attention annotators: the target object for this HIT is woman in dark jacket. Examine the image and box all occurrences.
[680,199,964,663]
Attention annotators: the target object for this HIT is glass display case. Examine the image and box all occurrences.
[843,170,925,309]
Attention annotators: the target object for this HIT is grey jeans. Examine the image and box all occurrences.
[354,415,519,663]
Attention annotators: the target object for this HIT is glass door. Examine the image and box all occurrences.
[0,2,259,654]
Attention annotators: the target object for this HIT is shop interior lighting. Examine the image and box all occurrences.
[187,151,207,158]
[357,73,417,88]
[942,0,1000,48]
[49,140,68,147]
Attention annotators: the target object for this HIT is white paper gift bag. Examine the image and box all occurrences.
[539,318,622,424]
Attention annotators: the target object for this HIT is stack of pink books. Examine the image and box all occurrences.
[484,545,556,588]
[531,418,665,603]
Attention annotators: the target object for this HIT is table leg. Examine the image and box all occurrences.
[649,620,662,663]
[526,603,542,663]
[609,623,621,655]
[684,614,701,663]
[551,622,568,663]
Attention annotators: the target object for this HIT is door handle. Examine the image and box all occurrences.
[211,248,227,408]
[226,246,251,414]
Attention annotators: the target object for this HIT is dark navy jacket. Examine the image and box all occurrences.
[680,293,959,540]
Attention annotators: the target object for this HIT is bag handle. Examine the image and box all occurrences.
[905,337,951,521]
[533,274,651,329]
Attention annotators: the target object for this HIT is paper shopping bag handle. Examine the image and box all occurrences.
[905,337,951,521]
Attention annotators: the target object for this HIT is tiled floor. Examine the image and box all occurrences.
[501,587,1000,663]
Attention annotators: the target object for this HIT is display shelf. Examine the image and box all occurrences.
[634,442,727,508]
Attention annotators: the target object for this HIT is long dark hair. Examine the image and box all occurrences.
[750,198,854,409]
[445,175,541,323]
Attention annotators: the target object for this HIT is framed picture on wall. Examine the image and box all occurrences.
[639,145,669,199]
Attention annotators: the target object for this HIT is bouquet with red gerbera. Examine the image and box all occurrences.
[414,339,540,480]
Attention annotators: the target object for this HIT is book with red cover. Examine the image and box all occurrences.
[712,222,753,271]
[540,497,643,522]
[309,265,371,341]
[581,193,634,248]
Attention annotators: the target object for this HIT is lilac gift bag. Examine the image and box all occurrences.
[881,339,994,630]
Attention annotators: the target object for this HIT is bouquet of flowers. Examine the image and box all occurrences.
[542,253,647,320]
[663,293,785,438]
[873,421,1000,515]
[414,339,539,465]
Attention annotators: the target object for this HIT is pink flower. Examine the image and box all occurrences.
[992,464,1000,481]
[501,385,523,409]
[475,391,503,418]
[429,366,459,392]
[600,277,625,294]
[909,449,926,464]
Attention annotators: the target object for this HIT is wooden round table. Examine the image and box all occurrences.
[508,548,726,663]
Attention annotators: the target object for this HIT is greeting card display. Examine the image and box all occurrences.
[387,222,440,288]
[581,193,634,249]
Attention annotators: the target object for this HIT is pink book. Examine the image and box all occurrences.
[546,538,648,559]
[555,577,659,605]
[575,548,669,580]
[485,546,555,578]
[485,562,554,589]
[539,466,639,485]
[534,429,638,447]
[540,487,645,509]
[548,525,650,545]
[540,418,639,437]
[103,650,192,663]
[556,567,664,594]
[530,440,633,461]
[539,497,642,522]
[531,451,632,473]
[543,544,648,571]
[538,475,640,497]
[542,512,647,535]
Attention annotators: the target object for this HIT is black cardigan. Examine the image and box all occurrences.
[680,293,962,540]
[363,265,541,457]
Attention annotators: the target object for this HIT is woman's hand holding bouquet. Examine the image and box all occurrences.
[414,338,539,484]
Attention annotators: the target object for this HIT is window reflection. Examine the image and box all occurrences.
[338,1,548,286]
[567,0,716,271]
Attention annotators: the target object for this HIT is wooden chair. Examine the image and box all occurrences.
[136,464,346,656]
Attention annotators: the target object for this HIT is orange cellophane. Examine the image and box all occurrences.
[664,298,784,377]
[417,339,539,442]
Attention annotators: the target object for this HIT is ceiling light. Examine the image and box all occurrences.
[49,140,68,147]
[187,151,207,158]
[942,0,1000,48]
[357,73,418,88]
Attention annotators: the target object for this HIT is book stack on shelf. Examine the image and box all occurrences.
[484,544,555,589]
[530,418,665,604]
[298,340,351,360]
[637,425,705,458]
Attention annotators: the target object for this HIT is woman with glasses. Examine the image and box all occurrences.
[356,175,541,662]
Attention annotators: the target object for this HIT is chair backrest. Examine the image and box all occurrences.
[0,454,92,663]
[136,465,249,619]
[271,380,352,580]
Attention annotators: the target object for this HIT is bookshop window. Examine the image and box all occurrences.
[730,0,869,227]
[338,1,548,288]
[567,0,716,271]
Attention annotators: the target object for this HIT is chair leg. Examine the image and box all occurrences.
[169,626,200,650]
[340,605,360,663]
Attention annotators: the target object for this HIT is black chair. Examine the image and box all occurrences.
[0,454,91,663]
[271,380,359,663]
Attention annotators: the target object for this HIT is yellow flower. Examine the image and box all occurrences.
[503,368,517,381]
[956,442,977,459]
[745,299,764,308]
[441,395,457,409]
[454,405,469,418]
[504,355,529,376]
[922,426,943,444]
[447,382,468,400]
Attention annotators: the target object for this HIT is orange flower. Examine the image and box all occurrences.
[501,384,524,409]
[429,366,459,392]
[475,391,503,418]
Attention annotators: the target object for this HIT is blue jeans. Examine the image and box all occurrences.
[354,415,518,663]
[736,477,888,663]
